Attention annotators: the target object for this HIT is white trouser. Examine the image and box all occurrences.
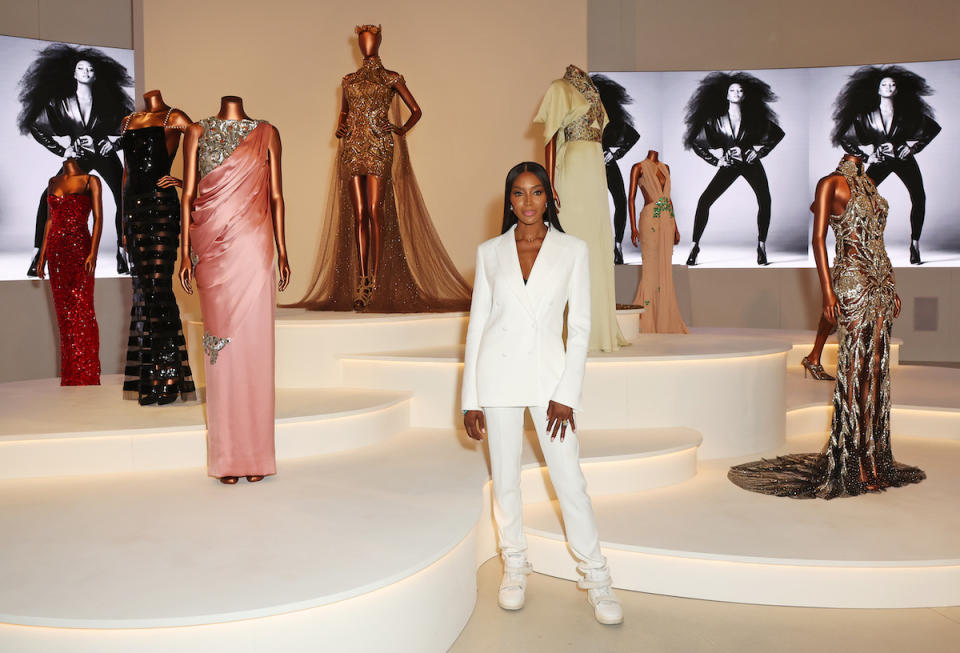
[483,405,609,579]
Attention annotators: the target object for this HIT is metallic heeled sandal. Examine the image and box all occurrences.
[801,356,835,381]
[353,275,375,311]
[219,476,239,485]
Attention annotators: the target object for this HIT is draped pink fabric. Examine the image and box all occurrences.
[192,123,276,478]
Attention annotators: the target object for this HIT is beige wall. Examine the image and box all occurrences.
[595,0,960,362]
[139,0,588,314]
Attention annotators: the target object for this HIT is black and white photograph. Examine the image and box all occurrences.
[808,60,959,267]
[598,59,960,268]
[0,35,135,280]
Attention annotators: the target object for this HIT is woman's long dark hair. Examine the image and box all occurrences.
[683,71,779,149]
[17,43,134,134]
[501,162,564,234]
[831,65,936,146]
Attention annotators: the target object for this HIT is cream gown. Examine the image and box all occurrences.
[632,159,688,334]
[535,66,628,352]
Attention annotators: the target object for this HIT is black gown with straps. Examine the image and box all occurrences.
[118,115,196,405]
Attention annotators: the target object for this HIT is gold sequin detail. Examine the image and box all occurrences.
[197,117,261,179]
[562,65,605,143]
[340,56,404,178]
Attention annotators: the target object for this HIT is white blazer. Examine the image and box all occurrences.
[461,224,591,411]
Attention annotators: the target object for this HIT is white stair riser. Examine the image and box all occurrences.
[520,448,699,503]
[342,353,787,459]
[786,343,900,367]
[524,532,960,608]
[187,316,468,389]
[0,400,409,480]
[787,405,960,441]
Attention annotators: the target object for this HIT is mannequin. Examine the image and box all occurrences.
[37,158,103,385]
[538,64,627,352]
[728,153,923,498]
[292,25,471,313]
[118,90,197,404]
[628,150,687,334]
[179,95,290,484]
[337,25,421,306]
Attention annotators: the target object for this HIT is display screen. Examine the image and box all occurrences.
[596,60,959,267]
[0,35,135,280]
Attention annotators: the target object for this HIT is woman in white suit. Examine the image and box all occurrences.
[462,162,622,625]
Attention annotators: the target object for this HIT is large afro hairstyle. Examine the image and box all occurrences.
[683,71,779,150]
[831,65,936,146]
[16,43,134,134]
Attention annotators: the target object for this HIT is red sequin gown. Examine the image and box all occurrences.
[46,193,101,385]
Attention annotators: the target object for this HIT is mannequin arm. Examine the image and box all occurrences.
[545,135,558,205]
[86,176,104,275]
[36,203,52,280]
[178,123,202,295]
[393,81,422,134]
[811,175,842,324]
[267,125,290,291]
[335,87,348,138]
[628,162,641,247]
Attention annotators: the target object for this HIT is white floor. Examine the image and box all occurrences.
[450,558,960,653]
[1,317,957,651]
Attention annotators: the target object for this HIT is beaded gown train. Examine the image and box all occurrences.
[728,158,924,499]
[118,112,196,404]
[293,56,471,312]
[46,188,100,385]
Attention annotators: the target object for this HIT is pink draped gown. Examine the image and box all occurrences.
[192,118,276,478]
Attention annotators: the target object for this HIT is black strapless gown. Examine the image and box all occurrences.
[119,126,196,404]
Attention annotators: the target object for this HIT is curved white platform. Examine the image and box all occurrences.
[0,376,410,479]
[523,433,960,608]
[2,312,958,652]
[340,335,790,458]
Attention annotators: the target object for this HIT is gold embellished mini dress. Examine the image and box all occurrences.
[340,56,402,178]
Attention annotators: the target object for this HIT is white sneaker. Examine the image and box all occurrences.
[587,586,623,625]
[498,563,531,610]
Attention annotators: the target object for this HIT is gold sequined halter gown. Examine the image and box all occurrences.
[292,56,471,313]
[728,158,925,499]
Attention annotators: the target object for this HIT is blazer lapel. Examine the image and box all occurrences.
[496,228,536,319]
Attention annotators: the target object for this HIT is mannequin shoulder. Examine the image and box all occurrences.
[166,109,193,129]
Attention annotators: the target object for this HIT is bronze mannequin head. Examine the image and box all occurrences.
[356,24,382,57]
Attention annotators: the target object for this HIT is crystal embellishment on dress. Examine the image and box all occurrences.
[653,197,674,219]
[202,330,231,365]
[562,65,605,143]
[197,117,261,179]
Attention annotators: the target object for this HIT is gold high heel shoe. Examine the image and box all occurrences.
[353,275,375,311]
[801,356,835,381]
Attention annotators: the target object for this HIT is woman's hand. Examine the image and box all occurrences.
[894,294,902,318]
[178,256,194,295]
[897,144,913,160]
[156,176,182,189]
[822,290,839,325]
[75,135,94,151]
[83,253,97,276]
[464,410,486,441]
[744,148,759,164]
[383,122,404,135]
[546,400,575,442]
[277,254,291,291]
[97,139,113,156]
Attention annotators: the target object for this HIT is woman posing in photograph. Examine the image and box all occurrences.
[461,162,622,624]
[683,71,784,266]
[18,44,134,276]
[833,65,940,264]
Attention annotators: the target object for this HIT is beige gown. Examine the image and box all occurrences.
[632,159,688,334]
[535,66,628,352]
